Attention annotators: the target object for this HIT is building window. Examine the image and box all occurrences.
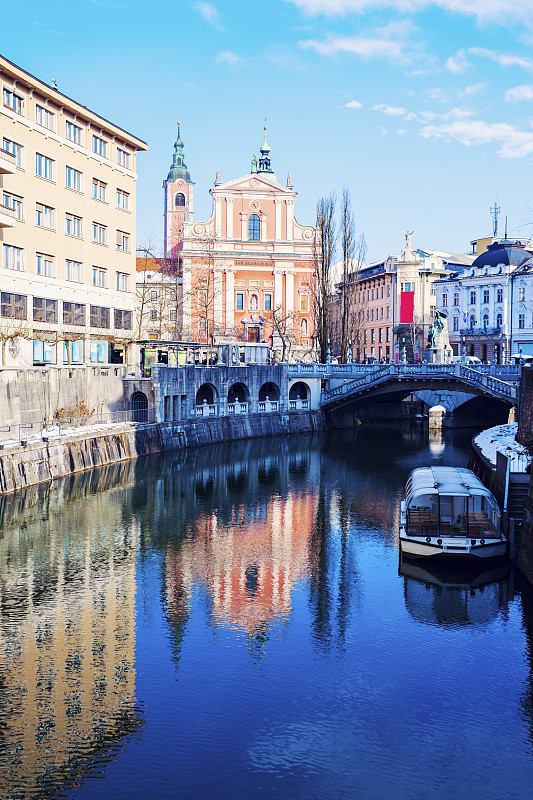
[483,313,489,328]
[92,223,107,245]
[248,214,260,241]
[33,297,58,323]
[497,288,503,303]
[150,290,158,301]
[386,306,390,319]
[3,88,24,114]
[2,191,24,220]
[379,328,383,343]
[469,290,476,305]
[519,287,526,302]
[483,289,490,304]
[116,272,129,292]
[36,253,54,277]
[36,153,55,181]
[470,315,476,329]
[169,309,177,322]
[66,165,82,192]
[1,292,26,319]
[386,285,390,297]
[175,192,185,207]
[453,291,459,306]
[453,316,459,331]
[65,212,82,238]
[150,309,158,321]
[442,293,448,306]
[386,327,390,342]
[2,137,24,167]
[496,313,503,329]
[34,340,57,365]
[116,231,130,252]
[66,260,83,282]
[35,104,55,131]
[90,305,110,328]
[117,189,130,211]
[300,295,309,312]
[117,147,130,168]
[35,202,55,230]
[114,309,132,329]
[63,302,85,326]
[65,120,82,144]
[3,244,24,271]
[371,329,375,344]
[92,179,107,202]
[519,313,525,329]
[236,293,244,310]
[264,293,272,311]
[92,266,107,288]
[92,135,108,157]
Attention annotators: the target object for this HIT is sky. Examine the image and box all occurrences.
[3,0,533,262]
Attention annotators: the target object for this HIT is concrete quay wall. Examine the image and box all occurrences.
[0,411,324,496]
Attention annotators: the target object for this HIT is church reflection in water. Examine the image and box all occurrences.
[0,464,143,799]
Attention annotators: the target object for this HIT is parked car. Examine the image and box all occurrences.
[451,356,482,366]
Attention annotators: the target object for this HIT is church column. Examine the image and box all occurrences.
[260,212,268,242]
[214,270,223,334]
[214,197,222,237]
[286,199,294,241]
[226,197,234,239]
[275,199,283,241]
[285,271,295,316]
[274,269,283,311]
[225,269,235,335]
[182,270,192,338]
[240,213,248,240]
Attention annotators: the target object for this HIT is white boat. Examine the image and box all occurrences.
[399,466,507,560]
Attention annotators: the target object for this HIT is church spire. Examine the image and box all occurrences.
[257,126,274,176]
[167,121,192,183]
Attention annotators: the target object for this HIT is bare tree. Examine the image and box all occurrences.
[189,236,223,343]
[0,320,32,366]
[312,194,336,363]
[338,189,367,362]
[269,305,302,362]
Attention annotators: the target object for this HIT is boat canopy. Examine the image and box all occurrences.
[405,467,497,506]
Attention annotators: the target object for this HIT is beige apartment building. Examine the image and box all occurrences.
[0,54,147,368]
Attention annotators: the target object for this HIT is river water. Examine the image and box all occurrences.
[1,423,533,799]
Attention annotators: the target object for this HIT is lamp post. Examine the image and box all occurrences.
[462,336,466,362]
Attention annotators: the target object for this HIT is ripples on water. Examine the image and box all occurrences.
[0,424,533,799]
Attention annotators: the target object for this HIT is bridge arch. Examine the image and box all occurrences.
[196,383,218,405]
[289,381,310,401]
[228,382,249,404]
[259,381,280,401]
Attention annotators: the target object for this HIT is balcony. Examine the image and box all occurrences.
[0,148,16,175]
[0,202,17,229]
[460,327,502,337]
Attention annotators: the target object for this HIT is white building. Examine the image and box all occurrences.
[0,55,147,368]
[434,239,533,362]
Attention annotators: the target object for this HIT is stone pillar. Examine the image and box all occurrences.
[275,199,283,241]
[260,212,268,242]
[214,198,222,237]
[240,212,248,240]
[274,269,283,311]
[182,270,192,338]
[285,271,295,316]
[214,270,223,335]
[428,404,446,429]
[226,197,233,239]
[225,269,235,335]
[286,199,294,241]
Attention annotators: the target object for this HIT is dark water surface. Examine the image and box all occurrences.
[1,423,533,799]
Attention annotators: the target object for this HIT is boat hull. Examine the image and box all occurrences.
[399,535,507,560]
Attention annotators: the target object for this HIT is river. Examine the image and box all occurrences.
[1,423,533,800]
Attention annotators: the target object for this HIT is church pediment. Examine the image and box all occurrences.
[212,174,294,195]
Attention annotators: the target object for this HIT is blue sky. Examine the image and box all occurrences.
[3,0,533,261]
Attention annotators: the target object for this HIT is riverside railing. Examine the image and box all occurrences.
[0,408,156,447]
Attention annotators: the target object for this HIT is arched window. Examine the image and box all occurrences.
[496,313,502,329]
[248,214,260,241]
[175,193,185,207]
[483,313,489,328]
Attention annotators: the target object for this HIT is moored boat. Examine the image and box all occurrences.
[399,466,507,560]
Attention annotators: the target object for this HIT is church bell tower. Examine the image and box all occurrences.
[163,123,194,259]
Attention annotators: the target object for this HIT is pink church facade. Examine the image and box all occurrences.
[163,128,317,355]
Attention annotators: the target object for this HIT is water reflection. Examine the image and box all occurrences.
[399,556,515,628]
[0,464,144,799]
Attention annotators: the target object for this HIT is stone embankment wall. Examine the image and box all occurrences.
[0,411,323,495]
[0,366,127,425]
[517,365,533,446]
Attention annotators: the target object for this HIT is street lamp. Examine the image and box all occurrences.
[462,336,466,362]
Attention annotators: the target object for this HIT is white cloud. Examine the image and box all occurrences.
[284,0,533,26]
[194,2,222,29]
[469,47,533,71]
[372,103,407,115]
[505,84,533,102]
[343,99,363,108]
[446,48,468,74]
[299,35,403,59]
[420,118,533,158]
[461,82,486,96]
[216,51,242,65]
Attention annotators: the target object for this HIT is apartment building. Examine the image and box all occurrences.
[0,54,147,368]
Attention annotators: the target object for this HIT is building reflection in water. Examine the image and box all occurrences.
[0,463,143,799]
[399,556,515,628]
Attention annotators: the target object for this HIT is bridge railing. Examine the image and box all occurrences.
[288,362,522,379]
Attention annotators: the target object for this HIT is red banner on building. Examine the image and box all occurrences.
[400,291,414,323]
